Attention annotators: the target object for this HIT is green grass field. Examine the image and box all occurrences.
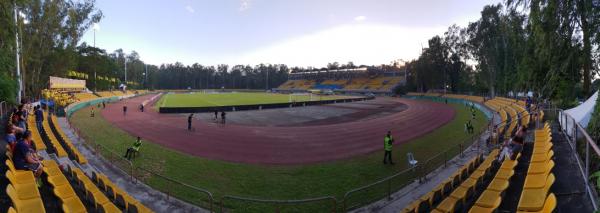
[71,102,486,212]
[156,92,350,108]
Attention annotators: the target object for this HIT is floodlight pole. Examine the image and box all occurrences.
[124,58,127,87]
[94,28,96,92]
[14,2,23,103]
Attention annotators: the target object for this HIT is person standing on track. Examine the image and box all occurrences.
[214,110,218,121]
[221,111,226,124]
[90,107,95,117]
[188,114,193,131]
[383,131,394,165]
[140,104,144,112]
[123,105,127,117]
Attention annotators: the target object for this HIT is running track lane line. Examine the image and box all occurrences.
[99,95,456,165]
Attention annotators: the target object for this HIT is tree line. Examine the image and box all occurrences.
[404,0,599,107]
[1,0,598,107]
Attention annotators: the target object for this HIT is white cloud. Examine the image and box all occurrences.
[354,15,366,22]
[185,5,195,13]
[239,0,251,11]
[237,24,446,67]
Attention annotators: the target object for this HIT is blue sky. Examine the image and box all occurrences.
[80,0,497,67]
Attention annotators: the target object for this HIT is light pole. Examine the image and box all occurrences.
[124,57,127,88]
[13,3,22,103]
[144,64,147,89]
[93,24,98,91]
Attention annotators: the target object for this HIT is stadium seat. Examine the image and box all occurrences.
[61,196,87,213]
[4,163,36,183]
[469,188,504,212]
[528,160,555,175]
[6,171,41,200]
[6,184,46,213]
[436,196,459,212]
[516,193,556,213]
[486,178,509,192]
[518,174,555,211]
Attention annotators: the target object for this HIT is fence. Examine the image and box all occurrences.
[0,101,8,120]
[220,195,337,213]
[342,125,489,211]
[555,108,600,210]
[67,120,216,212]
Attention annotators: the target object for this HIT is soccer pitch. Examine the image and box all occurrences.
[157,92,351,108]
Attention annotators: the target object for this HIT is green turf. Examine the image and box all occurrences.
[157,92,350,108]
[70,101,487,212]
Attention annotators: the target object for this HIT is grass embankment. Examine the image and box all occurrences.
[70,102,486,212]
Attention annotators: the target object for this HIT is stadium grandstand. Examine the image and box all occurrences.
[391,92,593,213]
[41,76,147,109]
[275,67,406,94]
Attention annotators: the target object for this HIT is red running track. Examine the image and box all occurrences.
[101,95,455,164]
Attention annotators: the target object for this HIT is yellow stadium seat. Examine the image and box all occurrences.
[449,185,472,204]
[48,174,70,186]
[524,173,552,189]
[89,189,111,208]
[531,151,553,163]
[436,196,459,212]
[528,160,555,175]
[517,193,557,213]
[499,159,518,170]
[6,185,46,213]
[518,174,555,211]
[486,179,509,192]
[494,169,515,180]
[53,184,78,199]
[474,190,502,209]
[9,180,41,200]
[61,196,87,213]
[100,202,121,213]
[5,167,36,184]
[8,207,16,213]
[43,165,63,176]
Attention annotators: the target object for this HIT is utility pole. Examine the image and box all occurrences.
[93,27,96,92]
[266,69,269,90]
[124,58,127,87]
[14,3,22,103]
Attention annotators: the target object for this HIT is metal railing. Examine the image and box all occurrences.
[342,124,489,211]
[556,108,600,210]
[0,101,9,120]
[220,195,337,213]
[67,120,216,212]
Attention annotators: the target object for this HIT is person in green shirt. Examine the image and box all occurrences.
[383,131,394,165]
[124,137,142,160]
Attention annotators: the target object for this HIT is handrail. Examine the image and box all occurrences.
[220,195,336,212]
[556,108,600,210]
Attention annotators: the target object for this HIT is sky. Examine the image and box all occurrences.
[80,0,498,68]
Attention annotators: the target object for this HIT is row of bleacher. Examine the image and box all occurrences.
[277,76,403,91]
[44,89,148,107]
[406,93,485,103]
[402,95,552,212]
[5,106,152,212]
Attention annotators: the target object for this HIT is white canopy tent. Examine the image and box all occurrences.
[559,90,598,137]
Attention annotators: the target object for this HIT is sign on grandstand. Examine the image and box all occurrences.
[49,76,86,90]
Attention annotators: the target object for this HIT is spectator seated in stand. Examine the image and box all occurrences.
[124,137,142,160]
